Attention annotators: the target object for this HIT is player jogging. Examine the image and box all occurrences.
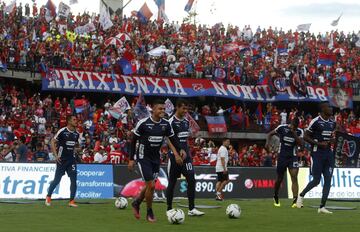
[296,101,336,214]
[266,117,303,208]
[45,115,79,207]
[166,99,205,217]
[128,99,183,223]
[215,138,230,201]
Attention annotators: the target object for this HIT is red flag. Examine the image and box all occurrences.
[185,112,200,136]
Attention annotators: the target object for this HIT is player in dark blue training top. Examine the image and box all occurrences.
[266,117,304,208]
[128,99,183,223]
[296,101,337,214]
[166,99,205,217]
[45,115,79,207]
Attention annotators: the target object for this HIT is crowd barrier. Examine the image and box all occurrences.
[1,163,359,199]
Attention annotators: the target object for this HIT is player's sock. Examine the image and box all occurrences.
[273,195,280,207]
[146,208,156,222]
[292,197,298,204]
[187,175,195,211]
[131,200,141,219]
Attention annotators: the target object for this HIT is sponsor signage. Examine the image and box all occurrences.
[113,165,287,198]
[288,168,360,199]
[0,163,113,199]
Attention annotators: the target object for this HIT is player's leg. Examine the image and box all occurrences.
[218,173,230,199]
[215,172,224,200]
[297,156,321,208]
[145,161,160,222]
[274,157,287,207]
[289,157,299,207]
[131,160,152,219]
[289,168,299,207]
[318,158,334,214]
[166,156,179,211]
[66,161,77,207]
[46,163,65,206]
[182,160,204,216]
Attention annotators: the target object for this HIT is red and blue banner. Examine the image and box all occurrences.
[41,69,351,105]
[317,53,336,66]
[334,132,360,168]
[137,3,153,23]
[205,116,227,133]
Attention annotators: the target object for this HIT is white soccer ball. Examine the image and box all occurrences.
[167,208,185,224]
[114,197,128,209]
[226,204,241,219]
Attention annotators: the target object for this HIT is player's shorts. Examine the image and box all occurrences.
[55,159,77,179]
[167,155,194,180]
[137,158,160,182]
[310,153,335,177]
[276,155,299,174]
[217,172,229,182]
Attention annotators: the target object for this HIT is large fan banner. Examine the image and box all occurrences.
[42,69,351,105]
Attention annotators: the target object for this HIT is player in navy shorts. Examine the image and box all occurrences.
[296,101,337,214]
[166,99,204,217]
[266,116,303,208]
[45,115,79,207]
[128,99,183,222]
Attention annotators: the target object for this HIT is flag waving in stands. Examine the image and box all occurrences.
[331,13,342,26]
[45,0,57,22]
[185,112,200,136]
[165,98,174,116]
[184,0,195,12]
[100,0,113,30]
[4,0,16,14]
[109,97,131,119]
[136,3,153,23]
[296,23,311,31]
[133,93,150,122]
[154,0,168,22]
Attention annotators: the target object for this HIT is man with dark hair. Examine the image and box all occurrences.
[215,138,230,200]
[166,98,204,216]
[33,143,49,162]
[15,136,28,162]
[128,99,183,222]
[266,117,303,208]
[296,101,336,213]
[45,115,79,207]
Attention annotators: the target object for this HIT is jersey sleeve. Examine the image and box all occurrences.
[133,119,145,136]
[53,128,63,141]
[306,118,317,133]
[166,122,175,137]
[219,147,227,158]
[298,128,304,138]
[274,125,284,136]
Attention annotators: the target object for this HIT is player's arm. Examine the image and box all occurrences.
[265,129,278,152]
[167,137,183,166]
[50,137,61,164]
[292,129,304,147]
[127,132,139,171]
[303,130,328,149]
[221,157,227,174]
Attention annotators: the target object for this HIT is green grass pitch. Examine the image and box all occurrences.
[0,199,359,232]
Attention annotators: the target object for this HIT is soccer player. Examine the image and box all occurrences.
[166,99,205,217]
[128,99,183,222]
[45,115,79,207]
[266,117,304,208]
[215,138,230,201]
[296,101,336,214]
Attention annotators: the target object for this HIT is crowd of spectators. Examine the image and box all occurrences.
[0,2,359,92]
[1,80,359,167]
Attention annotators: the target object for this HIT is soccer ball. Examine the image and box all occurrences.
[114,197,128,209]
[226,204,241,219]
[167,208,185,224]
